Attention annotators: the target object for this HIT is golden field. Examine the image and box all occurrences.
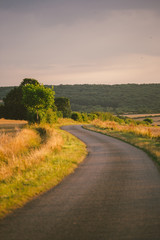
[0,118,27,135]
[0,126,63,181]
[92,119,160,138]
[122,114,160,126]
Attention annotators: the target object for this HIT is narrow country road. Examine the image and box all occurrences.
[1,125,160,240]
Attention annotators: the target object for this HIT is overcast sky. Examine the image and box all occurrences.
[0,0,160,86]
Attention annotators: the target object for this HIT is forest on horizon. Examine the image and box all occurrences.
[0,83,160,114]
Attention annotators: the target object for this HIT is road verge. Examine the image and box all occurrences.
[0,122,87,219]
[84,124,160,166]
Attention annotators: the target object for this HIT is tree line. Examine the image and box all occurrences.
[0,83,160,116]
[0,79,71,123]
[52,84,160,114]
[1,79,120,124]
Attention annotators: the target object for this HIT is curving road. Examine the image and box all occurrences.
[1,125,160,240]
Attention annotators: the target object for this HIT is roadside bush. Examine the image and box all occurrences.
[93,112,126,124]
[114,116,125,125]
[87,113,97,121]
[71,112,83,121]
[81,112,88,122]
[124,118,136,125]
[143,118,153,125]
[37,109,58,124]
[26,109,57,124]
[45,109,58,124]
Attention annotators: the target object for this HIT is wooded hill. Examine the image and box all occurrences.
[1,84,160,114]
[54,84,160,114]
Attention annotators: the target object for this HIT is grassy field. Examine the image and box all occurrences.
[0,118,27,126]
[0,118,28,135]
[84,119,160,165]
[0,119,87,219]
[122,113,160,126]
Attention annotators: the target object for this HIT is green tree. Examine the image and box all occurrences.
[20,78,40,86]
[3,78,41,120]
[3,87,27,119]
[0,105,5,118]
[55,97,71,118]
[22,84,55,122]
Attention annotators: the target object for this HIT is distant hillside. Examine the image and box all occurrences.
[53,84,160,114]
[1,84,160,114]
[0,87,14,101]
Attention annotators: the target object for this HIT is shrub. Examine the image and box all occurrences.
[71,112,82,121]
[143,118,153,125]
[45,109,58,124]
[87,113,97,121]
[26,109,57,124]
[81,112,88,122]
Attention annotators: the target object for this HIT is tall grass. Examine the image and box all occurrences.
[0,123,86,218]
[85,119,160,165]
[0,126,63,181]
[92,119,160,139]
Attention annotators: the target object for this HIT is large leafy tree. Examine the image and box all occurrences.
[22,84,55,122]
[3,78,56,121]
[3,78,40,120]
[3,87,27,119]
[20,78,40,87]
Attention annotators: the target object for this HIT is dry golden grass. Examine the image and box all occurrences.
[121,114,160,126]
[92,119,160,138]
[0,118,27,125]
[0,118,28,135]
[122,113,160,118]
[86,119,160,165]
[0,124,86,219]
[57,117,84,126]
[0,126,63,181]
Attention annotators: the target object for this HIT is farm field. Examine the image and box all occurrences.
[122,113,160,126]
[0,119,27,134]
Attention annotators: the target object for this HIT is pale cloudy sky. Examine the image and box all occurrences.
[0,0,160,86]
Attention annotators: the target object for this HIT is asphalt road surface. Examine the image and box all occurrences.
[1,125,160,240]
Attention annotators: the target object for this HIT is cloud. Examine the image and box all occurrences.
[1,1,160,26]
[0,0,160,86]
